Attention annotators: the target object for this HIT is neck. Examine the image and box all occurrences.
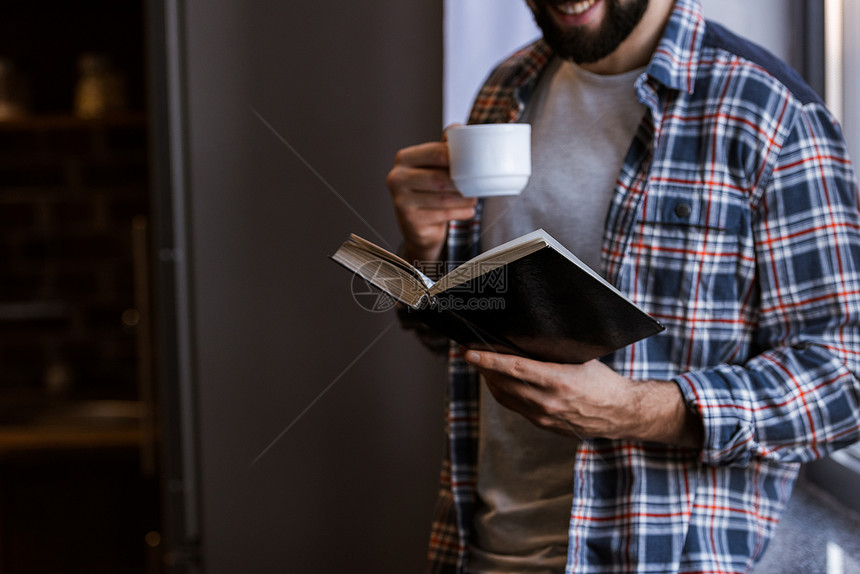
[581,0,675,75]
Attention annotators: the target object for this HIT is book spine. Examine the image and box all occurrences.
[415,293,434,310]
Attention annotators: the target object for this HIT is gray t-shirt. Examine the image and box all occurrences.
[467,57,646,574]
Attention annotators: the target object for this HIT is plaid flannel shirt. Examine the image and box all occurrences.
[421,1,860,572]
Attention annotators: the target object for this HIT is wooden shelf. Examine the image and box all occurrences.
[0,112,147,131]
[0,426,142,457]
[0,399,145,459]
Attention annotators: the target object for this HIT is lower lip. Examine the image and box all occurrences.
[550,0,601,26]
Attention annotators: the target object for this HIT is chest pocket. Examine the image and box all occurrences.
[640,191,743,234]
[618,187,755,370]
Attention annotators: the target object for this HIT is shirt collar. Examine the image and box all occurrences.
[645,0,706,94]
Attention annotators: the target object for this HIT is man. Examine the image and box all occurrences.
[386,0,860,572]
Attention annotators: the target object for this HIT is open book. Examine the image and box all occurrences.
[331,229,664,364]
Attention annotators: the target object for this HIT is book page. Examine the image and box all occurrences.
[331,238,431,308]
[430,229,550,295]
[345,234,435,290]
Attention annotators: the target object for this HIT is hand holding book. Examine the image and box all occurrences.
[464,348,704,447]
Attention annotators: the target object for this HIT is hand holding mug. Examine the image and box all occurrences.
[386,138,477,265]
[386,123,531,265]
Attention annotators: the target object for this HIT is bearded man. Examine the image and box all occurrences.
[386,1,860,572]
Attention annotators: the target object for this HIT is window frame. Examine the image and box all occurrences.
[803,0,860,511]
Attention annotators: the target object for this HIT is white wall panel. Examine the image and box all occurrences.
[444,0,539,125]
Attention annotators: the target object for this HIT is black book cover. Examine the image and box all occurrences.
[406,246,664,364]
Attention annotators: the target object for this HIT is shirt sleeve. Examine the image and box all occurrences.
[673,102,860,467]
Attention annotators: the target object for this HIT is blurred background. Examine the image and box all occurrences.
[0,1,857,573]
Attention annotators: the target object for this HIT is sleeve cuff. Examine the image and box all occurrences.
[673,369,756,467]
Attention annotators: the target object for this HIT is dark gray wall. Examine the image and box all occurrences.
[183,1,446,571]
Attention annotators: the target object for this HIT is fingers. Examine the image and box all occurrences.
[483,374,542,421]
[465,351,649,441]
[392,185,475,213]
[468,353,582,437]
[465,350,554,413]
[464,350,553,386]
[387,142,462,198]
[393,141,450,169]
[387,140,476,262]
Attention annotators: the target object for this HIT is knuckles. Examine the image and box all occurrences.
[505,356,532,380]
[413,227,442,247]
[385,166,406,195]
[392,147,410,167]
[433,144,450,167]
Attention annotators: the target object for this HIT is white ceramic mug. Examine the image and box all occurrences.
[446,123,532,197]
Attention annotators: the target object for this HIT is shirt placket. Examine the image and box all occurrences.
[602,78,665,292]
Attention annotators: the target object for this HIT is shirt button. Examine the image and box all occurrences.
[674,203,692,218]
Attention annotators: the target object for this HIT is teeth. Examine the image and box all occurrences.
[556,0,597,15]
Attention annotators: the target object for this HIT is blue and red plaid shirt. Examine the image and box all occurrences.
[417,1,860,573]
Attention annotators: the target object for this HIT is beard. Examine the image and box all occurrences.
[531,0,650,64]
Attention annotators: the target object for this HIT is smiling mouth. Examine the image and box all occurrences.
[553,0,598,16]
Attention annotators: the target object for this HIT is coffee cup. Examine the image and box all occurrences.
[446,123,531,197]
